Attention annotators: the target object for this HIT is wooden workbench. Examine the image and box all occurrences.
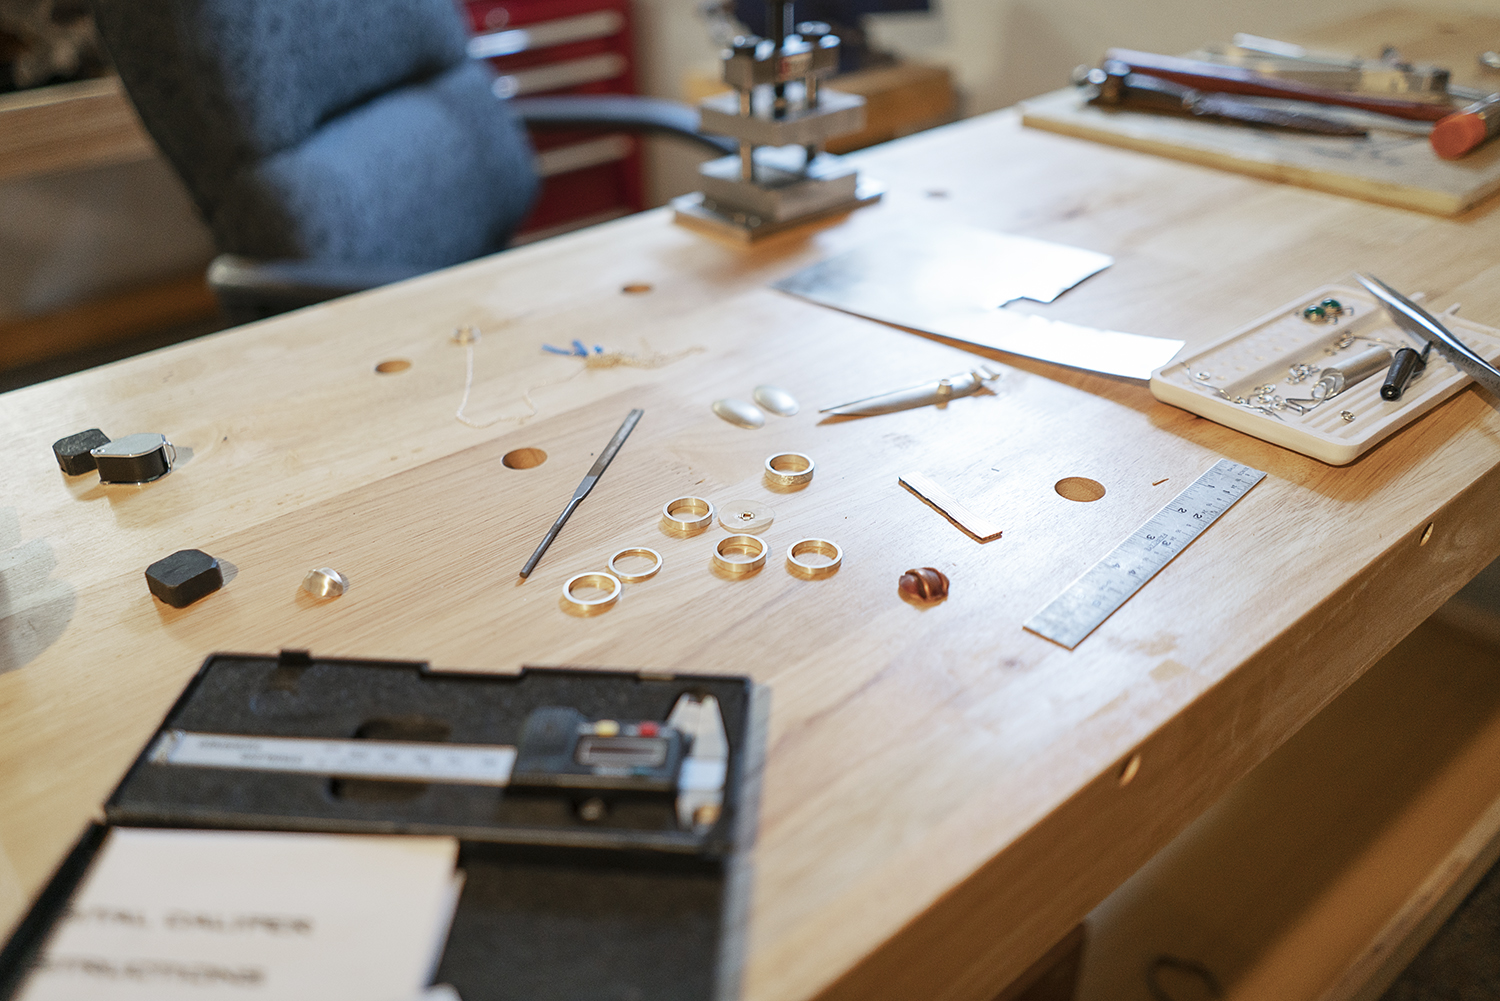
[5,15,1500,1000]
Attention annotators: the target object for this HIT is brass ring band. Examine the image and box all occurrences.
[713,534,768,574]
[608,547,662,583]
[662,496,715,534]
[562,571,621,612]
[765,452,815,487]
[786,538,842,579]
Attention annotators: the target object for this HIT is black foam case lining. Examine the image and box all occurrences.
[0,652,764,1001]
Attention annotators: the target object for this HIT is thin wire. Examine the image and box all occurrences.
[451,326,703,429]
[452,324,581,429]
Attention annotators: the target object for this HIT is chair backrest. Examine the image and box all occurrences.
[91,0,539,268]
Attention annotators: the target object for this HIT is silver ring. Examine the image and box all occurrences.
[662,496,715,534]
[608,547,662,583]
[562,571,621,613]
[765,452,815,487]
[713,534,767,574]
[786,538,841,579]
[301,567,348,598]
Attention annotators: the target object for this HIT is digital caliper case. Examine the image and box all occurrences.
[0,651,765,1001]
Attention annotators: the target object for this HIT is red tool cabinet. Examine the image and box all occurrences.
[463,0,645,238]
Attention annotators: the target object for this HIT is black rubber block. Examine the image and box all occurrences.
[145,549,224,608]
[52,429,110,475]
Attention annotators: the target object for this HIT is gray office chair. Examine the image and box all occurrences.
[89,0,733,321]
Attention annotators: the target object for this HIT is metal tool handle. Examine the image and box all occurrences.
[1104,48,1455,122]
[1381,347,1426,400]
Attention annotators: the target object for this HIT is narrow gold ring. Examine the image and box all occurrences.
[562,571,621,612]
[765,452,815,487]
[787,538,842,579]
[713,534,768,574]
[662,496,715,534]
[608,547,662,583]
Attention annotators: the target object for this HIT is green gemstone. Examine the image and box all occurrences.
[1321,298,1343,314]
[1303,304,1326,320]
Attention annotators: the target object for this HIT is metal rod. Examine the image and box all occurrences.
[519,408,644,579]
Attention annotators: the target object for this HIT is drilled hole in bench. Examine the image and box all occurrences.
[503,448,547,469]
[1056,477,1105,502]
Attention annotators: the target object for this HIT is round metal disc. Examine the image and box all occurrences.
[718,499,775,533]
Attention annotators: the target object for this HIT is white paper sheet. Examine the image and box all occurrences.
[19,829,461,1001]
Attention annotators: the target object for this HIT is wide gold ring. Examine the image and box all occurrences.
[562,571,621,612]
[786,538,842,579]
[713,534,767,574]
[608,547,662,583]
[765,452,815,487]
[661,496,715,535]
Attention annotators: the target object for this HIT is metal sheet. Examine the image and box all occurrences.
[773,226,1183,379]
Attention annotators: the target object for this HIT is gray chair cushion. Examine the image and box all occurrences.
[92,0,538,267]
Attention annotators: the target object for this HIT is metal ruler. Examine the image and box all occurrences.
[147,730,727,792]
[150,730,519,786]
[1024,459,1266,649]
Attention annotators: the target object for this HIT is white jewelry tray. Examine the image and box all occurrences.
[1150,283,1500,465]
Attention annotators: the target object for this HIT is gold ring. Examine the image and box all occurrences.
[608,547,662,582]
[713,534,767,574]
[765,452,815,487]
[562,571,621,613]
[786,538,841,579]
[661,496,715,535]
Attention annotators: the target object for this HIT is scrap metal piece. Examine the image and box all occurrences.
[301,567,348,599]
[899,472,1003,542]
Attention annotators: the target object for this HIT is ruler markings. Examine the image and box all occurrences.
[1024,459,1267,649]
[151,731,519,786]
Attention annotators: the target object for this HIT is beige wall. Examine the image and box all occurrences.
[633,0,1499,205]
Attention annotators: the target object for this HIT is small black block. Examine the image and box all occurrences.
[52,429,110,475]
[145,549,224,608]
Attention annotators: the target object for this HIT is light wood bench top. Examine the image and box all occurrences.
[5,13,1500,998]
